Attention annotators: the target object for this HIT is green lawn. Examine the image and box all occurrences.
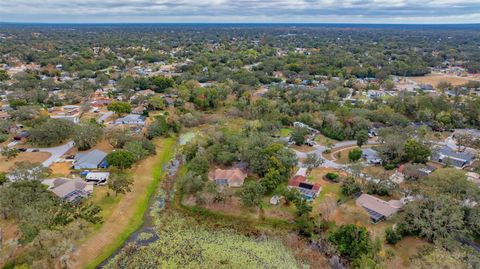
[316,183,343,203]
[280,128,292,137]
[84,137,176,269]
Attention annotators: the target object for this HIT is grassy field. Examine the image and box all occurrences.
[314,134,338,146]
[106,211,301,269]
[280,127,292,137]
[0,152,51,172]
[291,144,315,153]
[362,166,394,180]
[408,73,480,87]
[77,137,176,269]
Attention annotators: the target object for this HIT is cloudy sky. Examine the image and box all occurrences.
[1,0,479,24]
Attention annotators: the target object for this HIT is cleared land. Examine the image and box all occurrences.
[0,152,51,172]
[408,73,480,87]
[72,137,175,269]
[50,162,73,176]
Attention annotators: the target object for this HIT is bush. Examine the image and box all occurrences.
[366,182,391,196]
[348,148,362,162]
[0,134,9,143]
[341,177,361,196]
[384,163,396,170]
[325,172,340,182]
[329,224,373,260]
[385,227,402,245]
[106,150,136,169]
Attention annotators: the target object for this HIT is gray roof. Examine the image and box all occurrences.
[362,148,381,163]
[432,146,475,168]
[114,114,145,124]
[49,178,92,203]
[74,149,107,169]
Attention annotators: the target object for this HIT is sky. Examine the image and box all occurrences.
[1,0,480,24]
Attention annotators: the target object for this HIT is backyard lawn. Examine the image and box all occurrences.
[74,137,176,269]
[279,127,292,137]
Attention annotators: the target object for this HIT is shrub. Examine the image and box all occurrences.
[348,148,362,162]
[329,224,373,260]
[385,227,402,245]
[0,134,9,143]
[384,163,396,170]
[341,177,361,196]
[325,172,340,182]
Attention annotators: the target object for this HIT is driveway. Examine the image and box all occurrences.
[27,141,74,167]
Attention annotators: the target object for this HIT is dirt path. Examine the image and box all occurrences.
[71,138,174,269]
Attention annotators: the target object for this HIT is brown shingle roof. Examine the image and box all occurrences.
[213,168,247,187]
[356,194,404,218]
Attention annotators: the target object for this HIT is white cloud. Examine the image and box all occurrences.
[0,0,479,23]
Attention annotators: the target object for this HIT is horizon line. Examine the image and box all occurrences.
[1,21,480,26]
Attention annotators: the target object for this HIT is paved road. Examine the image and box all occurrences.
[27,141,74,167]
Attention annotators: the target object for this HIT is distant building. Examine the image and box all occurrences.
[212,168,247,187]
[114,114,146,125]
[453,129,480,140]
[50,105,81,124]
[42,177,93,204]
[288,175,321,201]
[293,121,319,134]
[74,149,108,170]
[356,193,405,223]
[431,145,475,168]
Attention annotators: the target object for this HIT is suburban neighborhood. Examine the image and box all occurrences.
[0,21,480,269]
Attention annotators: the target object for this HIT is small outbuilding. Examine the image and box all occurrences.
[85,172,110,185]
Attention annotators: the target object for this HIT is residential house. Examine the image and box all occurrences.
[164,97,175,107]
[132,105,146,115]
[453,129,480,140]
[356,193,406,223]
[74,149,108,170]
[362,148,382,165]
[396,164,436,181]
[288,175,322,201]
[42,177,93,203]
[85,172,110,185]
[90,98,112,107]
[293,121,320,135]
[50,105,81,124]
[431,145,475,168]
[212,168,247,187]
[114,114,146,125]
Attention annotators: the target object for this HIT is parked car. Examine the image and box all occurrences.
[32,149,40,152]
[18,148,27,152]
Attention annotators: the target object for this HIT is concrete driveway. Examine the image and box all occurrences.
[27,140,74,167]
